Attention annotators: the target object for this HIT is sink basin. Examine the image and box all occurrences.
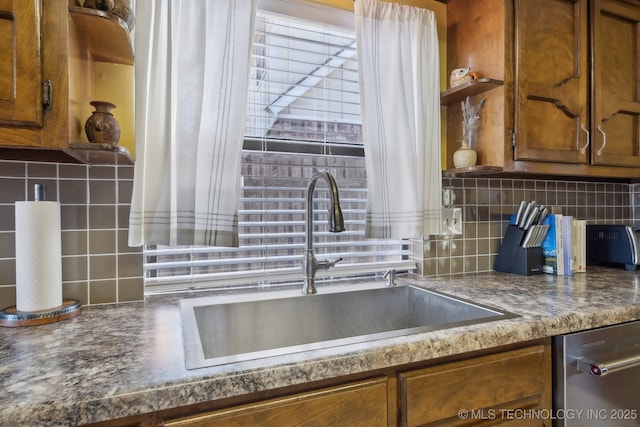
[180,282,516,369]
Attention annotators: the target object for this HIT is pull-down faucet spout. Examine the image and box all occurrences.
[302,170,345,295]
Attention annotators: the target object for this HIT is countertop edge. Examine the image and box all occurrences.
[3,270,640,425]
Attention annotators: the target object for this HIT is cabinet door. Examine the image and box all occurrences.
[398,345,550,427]
[514,0,589,164]
[162,377,388,427]
[591,0,640,168]
[0,0,42,128]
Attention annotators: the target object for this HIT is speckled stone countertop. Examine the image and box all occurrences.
[2,268,640,426]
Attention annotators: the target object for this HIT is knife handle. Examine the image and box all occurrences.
[523,209,537,230]
[521,226,535,247]
[537,207,549,225]
[515,200,526,225]
[519,201,535,228]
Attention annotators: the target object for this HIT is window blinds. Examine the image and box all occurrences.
[143,5,415,293]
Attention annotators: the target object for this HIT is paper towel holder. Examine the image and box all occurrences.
[0,183,82,327]
[0,300,82,327]
[34,183,47,201]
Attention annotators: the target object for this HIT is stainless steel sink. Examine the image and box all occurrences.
[180,282,516,369]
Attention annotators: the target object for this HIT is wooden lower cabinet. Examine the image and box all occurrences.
[92,341,551,427]
[160,377,388,427]
[399,344,551,427]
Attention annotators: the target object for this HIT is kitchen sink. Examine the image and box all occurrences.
[180,282,516,369]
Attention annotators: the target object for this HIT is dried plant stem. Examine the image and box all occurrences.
[461,96,486,143]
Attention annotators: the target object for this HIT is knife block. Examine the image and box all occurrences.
[494,225,543,276]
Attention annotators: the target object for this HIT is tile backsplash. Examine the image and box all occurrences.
[1,158,639,309]
[412,177,634,276]
[0,160,142,309]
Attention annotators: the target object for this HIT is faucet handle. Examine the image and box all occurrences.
[317,257,343,271]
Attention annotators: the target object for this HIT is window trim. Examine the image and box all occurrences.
[257,0,355,30]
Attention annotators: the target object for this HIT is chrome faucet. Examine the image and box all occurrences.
[302,170,345,294]
[384,268,396,287]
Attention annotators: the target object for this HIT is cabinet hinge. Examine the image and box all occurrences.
[510,130,516,149]
[43,80,52,111]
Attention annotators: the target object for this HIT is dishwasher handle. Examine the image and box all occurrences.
[576,354,640,376]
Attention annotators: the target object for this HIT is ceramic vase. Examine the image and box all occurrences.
[85,101,120,145]
[453,139,477,168]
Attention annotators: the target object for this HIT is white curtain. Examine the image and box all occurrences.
[129,0,256,247]
[355,0,442,239]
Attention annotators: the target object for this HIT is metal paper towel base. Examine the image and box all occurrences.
[0,299,81,327]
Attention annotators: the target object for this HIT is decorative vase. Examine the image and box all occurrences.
[85,101,120,145]
[453,139,477,168]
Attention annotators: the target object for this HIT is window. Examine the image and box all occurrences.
[143,1,415,294]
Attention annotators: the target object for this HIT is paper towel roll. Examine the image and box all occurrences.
[15,200,63,312]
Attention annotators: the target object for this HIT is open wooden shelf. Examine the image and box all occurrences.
[440,78,503,105]
[67,142,134,165]
[67,6,134,165]
[442,165,504,177]
[69,6,133,65]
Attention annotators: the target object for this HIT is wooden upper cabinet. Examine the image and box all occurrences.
[445,0,640,178]
[444,0,509,172]
[0,0,43,129]
[514,0,589,165]
[0,0,134,163]
[591,0,640,168]
[0,0,70,151]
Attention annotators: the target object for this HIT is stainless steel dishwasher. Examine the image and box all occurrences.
[554,321,640,426]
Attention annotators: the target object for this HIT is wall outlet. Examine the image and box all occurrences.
[441,207,462,236]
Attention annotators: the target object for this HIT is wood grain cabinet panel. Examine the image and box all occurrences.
[514,0,589,165]
[161,377,388,427]
[591,0,640,168]
[0,0,43,136]
[398,345,551,427]
[0,0,72,151]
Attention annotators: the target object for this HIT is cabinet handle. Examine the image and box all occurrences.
[597,125,607,156]
[579,123,589,154]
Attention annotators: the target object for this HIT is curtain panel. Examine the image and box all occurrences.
[129,0,256,247]
[355,0,442,239]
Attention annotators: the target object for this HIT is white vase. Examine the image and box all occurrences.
[453,140,477,168]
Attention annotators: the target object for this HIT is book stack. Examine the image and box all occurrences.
[540,213,586,275]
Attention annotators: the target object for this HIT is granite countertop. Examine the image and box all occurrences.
[2,268,640,426]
